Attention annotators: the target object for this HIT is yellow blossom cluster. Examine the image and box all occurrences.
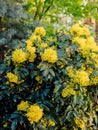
[3,122,8,128]
[62,86,76,98]
[71,24,98,60]
[72,36,98,52]
[7,72,18,84]
[26,104,43,124]
[80,48,92,58]
[72,37,86,48]
[17,102,44,124]
[26,46,36,62]
[25,27,46,62]
[41,117,55,127]
[66,66,74,77]
[73,70,90,86]
[35,75,42,84]
[17,101,29,111]
[74,118,85,130]
[70,23,90,37]
[41,48,58,63]
[39,43,48,49]
[12,49,27,64]
[91,53,98,66]
[34,26,46,37]
[90,75,98,85]
[48,119,55,126]
[26,35,41,47]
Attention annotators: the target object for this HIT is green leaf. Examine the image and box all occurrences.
[11,119,17,130]
[0,63,6,74]
[49,69,55,77]
[11,113,19,119]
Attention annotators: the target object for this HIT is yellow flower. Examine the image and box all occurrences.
[66,66,74,77]
[3,122,8,128]
[26,39,33,47]
[28,6,37,14]
[80,47,91,58]
[82,26,91,36]
[41,117,55,127]
[48,119,55,126]
[30,35,41,44]
[26,35,41,47]
[62,86,76,98]
[64,30,67,34]
[34,26,46,37]
[26,104,43,124]
[39,43,48,49]
[12,49,27,64]
[10,83,15,88]
[70,23,90,37]
[86,36,98,51]
[91,53,98,66]
[86,68,93,74]
[41,117,48,127]
[17,101,29,111]
[74,118,85,130]
[72,37,86,48]
[35,75,42,84]
[27,46,36,62]
[41,48,58,63]
[7,72,18,84]
[90,75,98,85]
[74,70,90,86]
[7,60,11,66]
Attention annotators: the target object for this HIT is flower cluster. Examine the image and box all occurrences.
[12,49,27,64]
[26,46,36,62]
[26,35,41,47]
[17,101,29,111]
[74,118,85,130]
[66,66,74,77]
[17,102,43,124]
[62,86,76,98]
[34,26,46,37]
[35,75,42,84]
[90,74,98,85]
[72,36,98,53]
[39,42,48,49]
[70,23,90,37]
[73,70,90,86]
[7,72,18,84]
[26,104,43,124]
[48,119,55,126]
[41,117,55,127]
[71,23,98,60]
[41,48,58,63]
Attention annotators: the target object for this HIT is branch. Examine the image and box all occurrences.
[39,0,54,20]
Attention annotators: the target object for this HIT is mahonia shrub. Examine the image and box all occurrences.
[0,24,98,130]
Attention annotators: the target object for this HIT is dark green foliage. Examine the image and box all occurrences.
[0,27,98,129]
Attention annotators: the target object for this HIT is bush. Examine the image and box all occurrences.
[0,24,98,130]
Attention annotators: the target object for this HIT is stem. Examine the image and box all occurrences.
[39,0,54,20]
